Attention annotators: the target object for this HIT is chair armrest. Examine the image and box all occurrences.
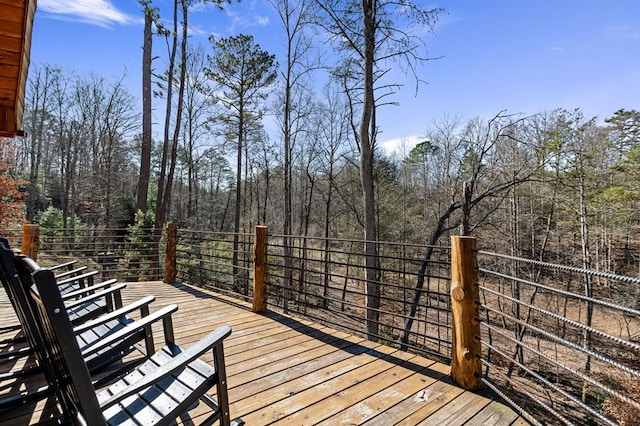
[64,283,126,310]
[61,279,118,301]
[55,266,88,279]
[81,304,178,358]
[57,270,99,287]
[100,325,231,410]
[73,295,156,334]
[48,260,77,271]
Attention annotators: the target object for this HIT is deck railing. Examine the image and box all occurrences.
[7,224,164,281]
[167,227,454,362]
[262,232,453,362]
[5,224,639,425]
[174,228,254,302]
[477,250,640,426]
[171,227,454,362]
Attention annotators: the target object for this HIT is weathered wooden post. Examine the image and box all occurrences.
[164,223,178,283]
[450,235,482,389]
[253,225,268,312]
[21,223,39,260]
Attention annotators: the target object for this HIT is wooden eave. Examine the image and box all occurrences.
[0,0,36,138]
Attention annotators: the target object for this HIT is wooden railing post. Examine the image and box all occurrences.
[253,225,268,312]
[21,223,39,260]
[164,223,178,283]
[450,235,482,390]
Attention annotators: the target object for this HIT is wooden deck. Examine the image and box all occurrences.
[0,280,529,425]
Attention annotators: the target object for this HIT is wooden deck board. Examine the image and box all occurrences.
[318,361,447,425]
[0,280,527,425]
[276,352,425,424]
[416,391,492,425]
[465,399,521,425]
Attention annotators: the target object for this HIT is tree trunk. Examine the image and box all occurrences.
[153,0,187,278]
[579,175,594,403]
[152,0,179,276]
[159,0,188,233]
[322,161,335,309]
[136,6,153,214]
[283,33,293,313]
[232,104,244,291]
[360,0,380,341]
[400,202,459,350]
[27,68,49,222]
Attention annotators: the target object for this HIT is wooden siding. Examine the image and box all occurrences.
[0,0,36,137]
[0,280,529,425]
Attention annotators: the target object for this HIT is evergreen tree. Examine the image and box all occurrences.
[205,34,277,289]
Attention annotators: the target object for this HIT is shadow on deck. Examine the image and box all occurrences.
[0,280,529,425]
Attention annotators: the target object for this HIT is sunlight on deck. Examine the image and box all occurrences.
[0,280,527,425]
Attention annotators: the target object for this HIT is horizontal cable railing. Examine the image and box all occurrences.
[1,228,21,248]
[6,224,639,425]
[478,250,640,426]
[264,234,452,362]
[5,226,165,281]
[175,230,254,303]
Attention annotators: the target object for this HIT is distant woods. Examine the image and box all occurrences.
[4,0,640,280]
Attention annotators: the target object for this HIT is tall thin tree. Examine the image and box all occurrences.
[205,34,277,289]
[269,0,317,311]
[135,0,157,214]
[315,0,442,339]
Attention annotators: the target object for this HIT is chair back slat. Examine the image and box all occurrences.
[19,258,104,424]
[0,242,54,374]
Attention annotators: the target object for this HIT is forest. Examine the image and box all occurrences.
[1,0,639,280]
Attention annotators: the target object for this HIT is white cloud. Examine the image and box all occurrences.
[38,0,138,28]
[187,24,210,38]
[224,8,270,31]
[379,135,423,157]
[254,15,270,27]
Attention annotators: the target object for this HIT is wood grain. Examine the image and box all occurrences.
[0,279,527,425]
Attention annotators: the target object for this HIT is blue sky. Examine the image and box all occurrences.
[31,0,640,153]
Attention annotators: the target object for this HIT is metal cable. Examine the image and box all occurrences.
[480,358,573,425]
[479,284,640,352]
[480,268,640,316]
[479,251,640,285]
[267,233,451,250]
[482,340,618,426]
[481,304,640,378]
[481,321,640,412]
[479,377,544,426]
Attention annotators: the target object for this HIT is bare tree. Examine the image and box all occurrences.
[48,71,75,229]
[313,86,351,307]
[71,74,138,228]
[135,0,158,214]
[181,44,215,224]
[399,112,543,349]
[315,0,442,339]
[24,65,59,221]
[269,0,318,311]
